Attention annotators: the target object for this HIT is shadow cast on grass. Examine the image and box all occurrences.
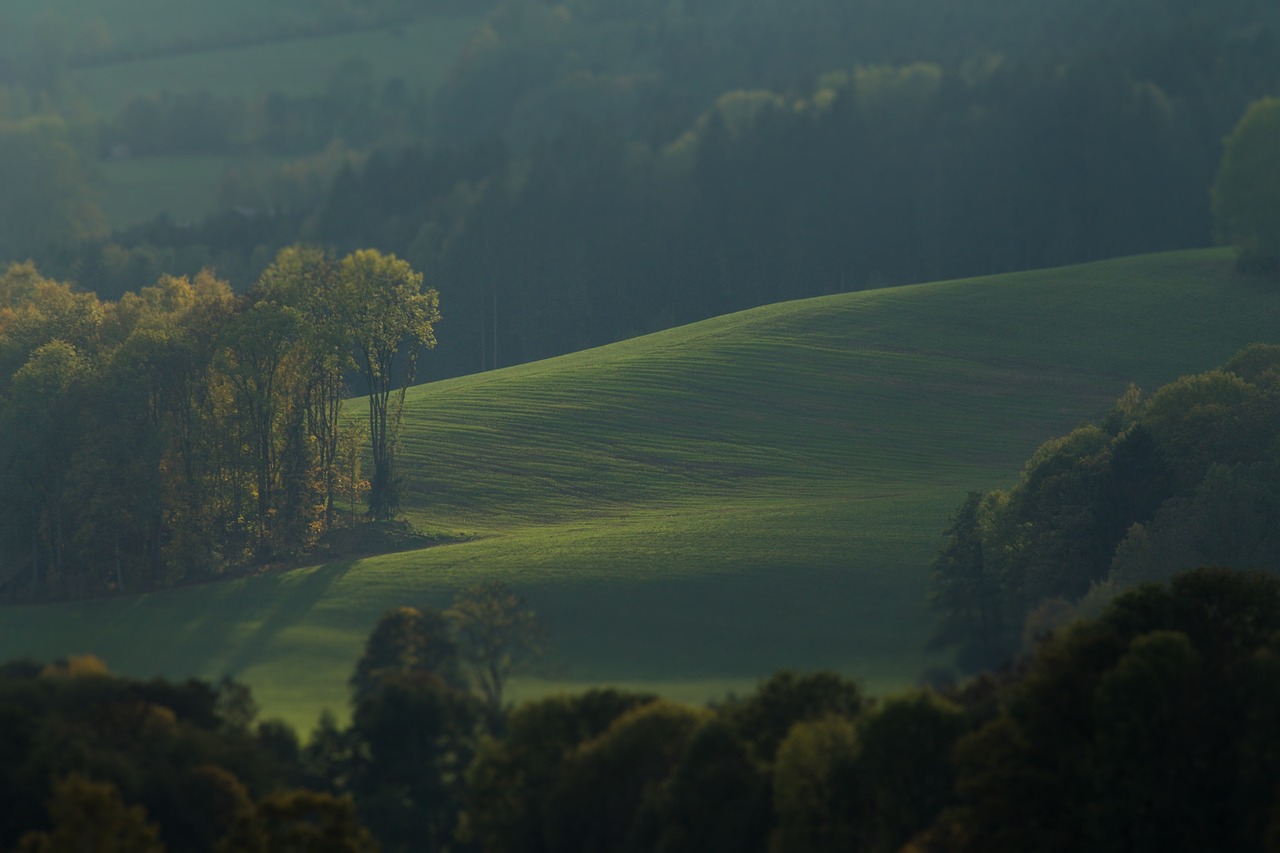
[169,560,358,680]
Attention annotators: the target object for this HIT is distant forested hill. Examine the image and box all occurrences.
[7,0,1280,377]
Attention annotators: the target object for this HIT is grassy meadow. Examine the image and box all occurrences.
[68,16,483,113]
[96,155,272,227]
[1,248,1275,734]
[59,12,482,229]
[1,0,318,55]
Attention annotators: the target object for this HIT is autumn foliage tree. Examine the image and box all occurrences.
[0,247,437,601]
[339,249,440,520]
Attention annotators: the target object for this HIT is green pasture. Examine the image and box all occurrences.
[1,249,1276,734]
[2,2,479,75]
[77,13,481,230]
[97,155,264,228]
[75,12,481,229]
[68,16,482,113]
[1,0,319,56]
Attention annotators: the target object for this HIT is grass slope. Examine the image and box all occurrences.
[1,249,1275,732]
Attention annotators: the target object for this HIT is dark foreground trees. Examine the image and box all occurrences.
[0,657,353,852]
[452,569,1280,852]
[929,568,1280,852]
[8,568,1280,849]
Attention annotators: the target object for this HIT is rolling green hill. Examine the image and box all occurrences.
[0,248,1275,733]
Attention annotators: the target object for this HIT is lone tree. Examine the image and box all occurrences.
[350,606,465,702]
[447,582,548,721]
[338,249,440,520]
[1212,96,1280,272]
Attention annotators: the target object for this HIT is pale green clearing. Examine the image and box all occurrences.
[0,249,1274,735]
[75,13,481,229]
[2,0,338,54]
[67,16,482,113]
[97,155,272,227]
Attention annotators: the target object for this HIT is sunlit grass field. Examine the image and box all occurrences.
[1,249,1275,734]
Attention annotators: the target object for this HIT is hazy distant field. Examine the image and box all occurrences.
[0,0,430,56]
[60,12,481,228]
[1,1,394,58]
[96,155,266,227]
[1,249,1274,734]
[68,16,482,112]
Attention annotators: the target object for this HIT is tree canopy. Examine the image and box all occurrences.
[1213,97,1280,272]
[930,343,1280,671]
[0,248,435,602]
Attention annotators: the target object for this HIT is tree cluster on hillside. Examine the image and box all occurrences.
[930,343,1280,671]
[8,567,1280,850]
[0,248,437,602]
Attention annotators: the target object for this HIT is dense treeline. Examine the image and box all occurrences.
[0,249,437,601]
[429,0,1280,147]
[930,343,1280,671]
[8,567,1280,850]
[17,0,1276,377]
[0,656,325,852]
